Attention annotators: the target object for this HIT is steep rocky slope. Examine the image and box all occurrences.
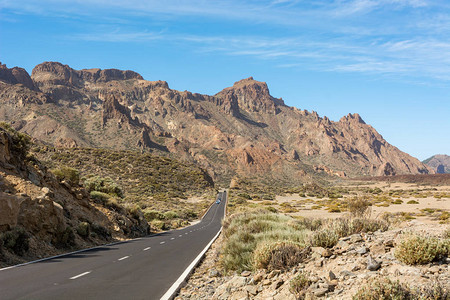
[0,62,432,184]
[0,124,149,267]
[424,154,450,174]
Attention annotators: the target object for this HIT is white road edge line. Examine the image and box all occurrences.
[143,247,151,251]
[160,191,226,300]
[70,271,91,280]
[160,228,222,300]
[118,256,129,261]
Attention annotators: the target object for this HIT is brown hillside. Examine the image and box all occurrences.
[0,124,150,267]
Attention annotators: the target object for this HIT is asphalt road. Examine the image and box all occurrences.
[0,191,227,300]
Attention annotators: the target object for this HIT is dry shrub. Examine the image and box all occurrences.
[253,241,309,270]
[310,218,388,248]
[353,277,450,300]
[353,277,411,300]
[395,233,449,265]
[310,228,339,248]
[414,280,450,299]
[290,272,312,299]
[347,196,372,218]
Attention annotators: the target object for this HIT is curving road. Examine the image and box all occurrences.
[0,191,227,300]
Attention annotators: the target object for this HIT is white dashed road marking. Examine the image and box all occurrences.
[70,271,91,280]
[171,238,175,240]
[143,247,151,251]
[118,256,130,261]
[160,241,166,245]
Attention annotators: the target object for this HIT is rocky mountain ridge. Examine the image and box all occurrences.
[0,62,432,184]
[424,154,450,174]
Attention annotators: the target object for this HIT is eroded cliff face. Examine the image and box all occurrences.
[0,126,149,266]
[0,62,432,184]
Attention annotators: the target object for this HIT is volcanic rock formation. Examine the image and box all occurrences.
[0,62,432,184]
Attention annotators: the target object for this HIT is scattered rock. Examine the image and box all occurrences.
[311,246,332,258]
[329,270,337,280]
[367,255,381,271]
[241,270,251,277]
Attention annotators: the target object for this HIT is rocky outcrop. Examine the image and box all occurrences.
[216,77,284,115]
[31,61,143,89]
[101,94,135,126]
[0,63,38,91]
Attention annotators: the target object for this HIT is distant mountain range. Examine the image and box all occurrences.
[0,62,432,184]
[423,154,450,174]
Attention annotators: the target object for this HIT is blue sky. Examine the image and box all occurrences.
[1,0,449,160]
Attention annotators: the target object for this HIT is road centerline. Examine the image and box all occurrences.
[118,256,130,261]
[70,271,91,280]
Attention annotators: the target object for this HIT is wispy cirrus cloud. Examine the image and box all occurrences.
[3,0,450,83]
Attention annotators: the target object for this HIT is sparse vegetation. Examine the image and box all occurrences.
[34,146,215,224]
[395,233,449,265]
[221,210,389,272]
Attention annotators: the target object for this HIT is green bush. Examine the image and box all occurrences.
[51,166,80,184]
[150,220,167,231]
[395,233,449,265]
[91,223,111,239]
[77,222,90,238]
[84,176,123,198]
[164,211,179,220]
[54,227,76,248]
[143,210,165,221]
[90,191,111,202]
[407,200,419,204]
[0,227,29,255]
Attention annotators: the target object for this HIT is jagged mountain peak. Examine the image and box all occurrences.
[339,113,366,125]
